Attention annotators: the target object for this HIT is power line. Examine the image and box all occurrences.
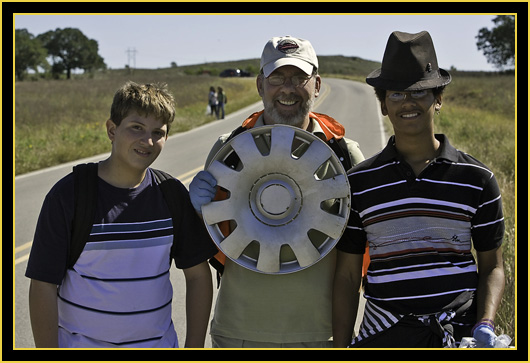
[125,47,137,69]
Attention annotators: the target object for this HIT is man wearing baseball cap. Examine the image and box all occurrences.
[333,31,505,348]
[190,35,364,348]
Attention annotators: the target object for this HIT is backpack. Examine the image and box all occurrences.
[68,163,182,269]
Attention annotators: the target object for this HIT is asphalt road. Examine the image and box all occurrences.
[14,78,385,349]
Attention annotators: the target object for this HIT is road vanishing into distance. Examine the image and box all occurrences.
[14,78,386,348]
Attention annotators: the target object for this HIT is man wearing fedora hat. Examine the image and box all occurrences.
[333,31,505,348]
[190,35,364,348]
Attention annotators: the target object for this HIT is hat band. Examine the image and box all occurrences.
[380,68,441,83]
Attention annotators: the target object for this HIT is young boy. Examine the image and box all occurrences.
[25,81,218,348]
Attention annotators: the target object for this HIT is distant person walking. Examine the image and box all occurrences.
[208,86,219,119]
[217,87,227,119]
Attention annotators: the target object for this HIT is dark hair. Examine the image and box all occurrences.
[374,86,446,103]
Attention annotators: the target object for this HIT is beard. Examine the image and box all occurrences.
[262,95,314,127]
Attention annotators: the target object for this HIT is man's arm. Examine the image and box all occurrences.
[28,279,59,348]
[476,247,505,323]
[332,251,363,348]
[182,261,214,348]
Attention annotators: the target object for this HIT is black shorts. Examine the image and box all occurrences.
[351,315,472,348]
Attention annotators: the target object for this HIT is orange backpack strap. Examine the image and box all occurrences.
[362,242,370,277]
[208,188,231,285]
[241,110,263,128]
[309,112,345,140]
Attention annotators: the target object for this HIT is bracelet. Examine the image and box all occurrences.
[479,318,495,326]
[472,319,495,335]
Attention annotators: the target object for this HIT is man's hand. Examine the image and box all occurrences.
[189,170,217,213]
[473,324,496,348]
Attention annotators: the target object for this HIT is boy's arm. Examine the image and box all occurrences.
[332,251,363,348]
[182,261,213,348]
[28,279,59,348]
[476,247,505,322]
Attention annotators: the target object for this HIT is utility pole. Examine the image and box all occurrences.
[126,47,137,73]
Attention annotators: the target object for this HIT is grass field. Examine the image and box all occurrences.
[15,68,261,175]
[15,65,516,342]
[435,73,516,341]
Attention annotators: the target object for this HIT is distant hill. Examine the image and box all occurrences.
[168,55,499,80]
[174,55,381,79]
[318,55,381,77]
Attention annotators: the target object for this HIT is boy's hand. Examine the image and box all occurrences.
[473,325,496,348]
[189,170,217,213]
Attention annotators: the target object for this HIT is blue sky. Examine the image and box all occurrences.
[15,14,501,72]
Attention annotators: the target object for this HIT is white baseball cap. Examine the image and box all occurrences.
[260,36,318,77]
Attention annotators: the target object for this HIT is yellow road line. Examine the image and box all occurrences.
[15,254,29,265]
[14,241,32,253]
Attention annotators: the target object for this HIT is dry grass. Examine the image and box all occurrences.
[15,69,260,175]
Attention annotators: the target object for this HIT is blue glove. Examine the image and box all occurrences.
[189,170,217,213]
[473,324,496,348]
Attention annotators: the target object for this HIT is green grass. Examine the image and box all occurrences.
[437,74,516,340]
[15,68,261,174]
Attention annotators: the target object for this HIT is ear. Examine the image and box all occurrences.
[256,75,264,97]
[435,94,443,111]
[106,119,117,142]
[313,75,321,98]
[380,101,388,116]
[436,98,443,111]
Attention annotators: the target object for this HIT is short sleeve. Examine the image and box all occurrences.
[25,174,74,285]
[170,180,218,269]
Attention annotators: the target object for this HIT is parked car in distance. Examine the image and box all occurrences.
[219,68,251,77]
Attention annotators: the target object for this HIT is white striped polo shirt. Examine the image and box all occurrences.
[337,134,504,343]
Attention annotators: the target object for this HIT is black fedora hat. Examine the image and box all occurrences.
[366,31,451,91]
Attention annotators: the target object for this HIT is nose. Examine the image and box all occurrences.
[139,132,154,146]
[401,94,418,106]
[280,77,297,91]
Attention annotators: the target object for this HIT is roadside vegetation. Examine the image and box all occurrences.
[15,68,261,174]
[15,59,516,342]
[436,73,516,341]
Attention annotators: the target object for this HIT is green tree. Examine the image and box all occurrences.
[37,27,106,79]
[81,39,106,74]
[15,29,48,80]
[476,15,515,70]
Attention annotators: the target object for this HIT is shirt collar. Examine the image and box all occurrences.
[379,134,460,163]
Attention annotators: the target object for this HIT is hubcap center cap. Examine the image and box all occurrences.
[250,173,302,225]
[259,184,292,215]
